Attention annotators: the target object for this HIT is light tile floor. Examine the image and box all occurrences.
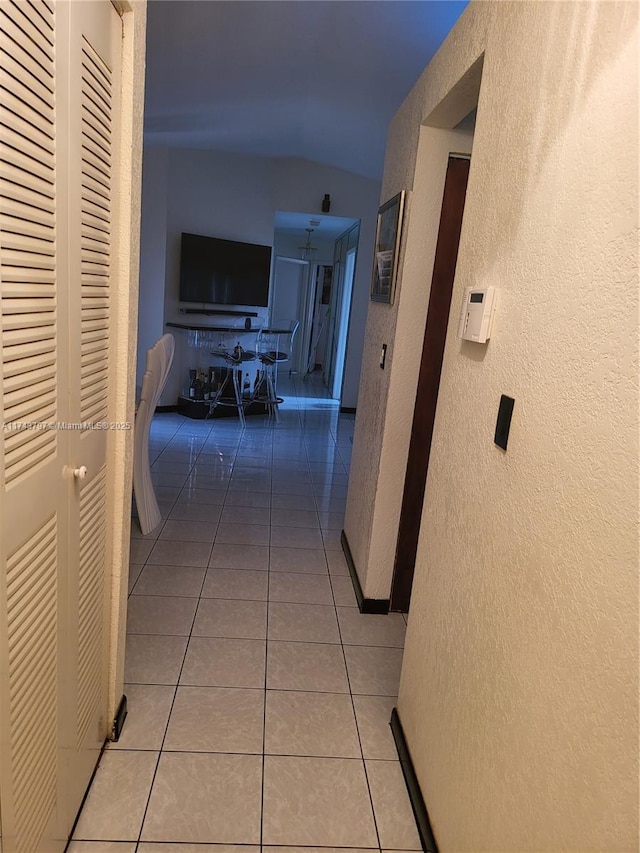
[70,374,418,852]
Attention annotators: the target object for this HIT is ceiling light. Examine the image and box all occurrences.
[299,227,318,260]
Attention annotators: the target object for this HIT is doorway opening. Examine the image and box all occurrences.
[271,211,358,396]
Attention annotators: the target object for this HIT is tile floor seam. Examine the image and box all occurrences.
[132,550,208,846]
[329,570,384,853]
[82,377,415,849]
[259,478,272,850]
[141,428,253,843]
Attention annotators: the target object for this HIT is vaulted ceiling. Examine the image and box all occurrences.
[144,0,468,181]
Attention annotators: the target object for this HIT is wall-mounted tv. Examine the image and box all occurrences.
[179,232,271,307]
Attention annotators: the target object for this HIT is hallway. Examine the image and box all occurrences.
[69,374,420,851]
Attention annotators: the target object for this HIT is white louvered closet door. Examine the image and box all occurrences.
[0,1,122,851]
[62,0,121,818]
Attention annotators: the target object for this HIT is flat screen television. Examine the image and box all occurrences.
[179,232,271,307]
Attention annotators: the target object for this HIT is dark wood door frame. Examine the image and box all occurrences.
[390,155,471,612]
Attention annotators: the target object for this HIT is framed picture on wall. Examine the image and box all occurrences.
[370,189,406,304]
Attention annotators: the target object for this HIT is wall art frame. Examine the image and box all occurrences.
[370,189,406,304]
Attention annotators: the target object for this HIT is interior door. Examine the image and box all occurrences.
[271,256,307,371]
[308,264,332,371]
[64,0,121,814]
[324,222,359,400]
[0,3,70,846]
[323,239,343,391]
[390,155,470,612]
[0,1,122,849]
[331,246,356,399]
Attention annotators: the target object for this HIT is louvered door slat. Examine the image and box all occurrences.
[2,353,54,386]
[82,400,108,425]
[81,261,109,276]
[4,446,55,490]
[0,31,54,94]
[0,269,55,286]
[77,466,107,746]
[81,199,109,228]
[81,73,109,120]
[0,70,53,134]
[81,304,108,320]
[0,137,52,182]
[82,92,109,139]
[81,145,109,182]
[2,339,55,374]
[4,386,55,425]
[80,38,111,428]
[0,7,54,69]
[82,45,109,87]
[2,233,55,259]
[0,159,55,200]
[4,0,53,46]
[81,157,109,194]
[1,175,55,213]
[81,147,110,186]
[0,197,55,232]
[3,289,55,304]
[9,593,56,672]
[2,252,55,274]
[3,386,56,423]
[82,386,108,409]
[1,43,54,104]
[1,213,55,244]
[82,226,109,248]
[81,243,109,262]
[3,324,56,349]
[82,178,110,209]
[6,515,58,853]
[80,349,104,369]
[4,426,56,468]
[82,362,107,382]
[1,0,57,493]
[0,124,54,168]
[1,87,54,142]
[81,112,109,157]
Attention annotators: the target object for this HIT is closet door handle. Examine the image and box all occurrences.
[73,466,88,480]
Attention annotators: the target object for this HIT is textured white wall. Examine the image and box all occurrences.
[137,148,380,407]
[350,0,639,849]
[136,146,169,391]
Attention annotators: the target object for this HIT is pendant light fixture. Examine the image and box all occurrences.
[299,219,321,260]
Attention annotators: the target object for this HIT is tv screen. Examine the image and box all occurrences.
[179,232,271,307]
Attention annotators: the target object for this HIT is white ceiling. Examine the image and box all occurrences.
[274,211,357,243]
[144,0,469,181]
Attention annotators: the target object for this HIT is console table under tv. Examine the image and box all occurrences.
[167,321,291,423]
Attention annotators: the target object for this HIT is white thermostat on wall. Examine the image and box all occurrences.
[457,286,497,343]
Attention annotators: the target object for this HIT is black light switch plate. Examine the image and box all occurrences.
[495,395,515,450]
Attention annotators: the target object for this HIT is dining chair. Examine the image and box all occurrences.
[133,333,175,535]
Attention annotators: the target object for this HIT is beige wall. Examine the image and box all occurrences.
[348,1,639,849]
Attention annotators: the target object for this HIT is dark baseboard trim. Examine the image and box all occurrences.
[111,694,128,742]
[390,707,439,853]
[155,404,177,413]
[341,530,390,615]
[340,406,356,414]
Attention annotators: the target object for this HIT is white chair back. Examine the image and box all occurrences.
[133,334,175,534]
